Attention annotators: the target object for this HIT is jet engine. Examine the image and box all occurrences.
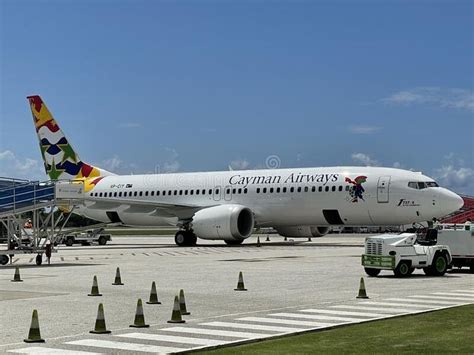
[191,204,254,242]
[275,226,329,238]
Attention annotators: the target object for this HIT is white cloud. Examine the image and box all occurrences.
[102,155,123,172]
[382,87,474,112]
[392,162,402,168]
[435,165,474,194]
[351,153,379,166]
[162,161,180,173]
[229,159,250,170]
[0,150,44,180]
[349,125,381,134]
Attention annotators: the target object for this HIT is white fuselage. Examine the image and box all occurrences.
[78,166,463,229]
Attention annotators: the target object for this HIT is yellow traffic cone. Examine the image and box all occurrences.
[112,267,124,285]
[90,303,111,334]
[168,296,185,323]
[130,299,149,328]
[356,277,369,299]
[234,271,247,291]
[179,289,190,315]
[88,275,102,296]
[11,266,23,282]
[24,310,45,343]
[146,281,161,305]
[256,236,261,247]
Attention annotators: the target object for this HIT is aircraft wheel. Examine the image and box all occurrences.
[0,255,9,265]
[175,231,187,247]
[430,253,448,276]
[36,254,43,266]
[187,232,197,246]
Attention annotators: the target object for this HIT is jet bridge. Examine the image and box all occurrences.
[0,178,84,266]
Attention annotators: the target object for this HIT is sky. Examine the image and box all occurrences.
[0,0,473,194]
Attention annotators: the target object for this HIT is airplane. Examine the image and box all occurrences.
[27,95,464,246]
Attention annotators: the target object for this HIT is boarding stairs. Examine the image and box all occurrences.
[0,178,85,266]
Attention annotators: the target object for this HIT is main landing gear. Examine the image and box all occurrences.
[174,230,197,247]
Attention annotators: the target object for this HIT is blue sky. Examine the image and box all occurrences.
[1,0,473,194]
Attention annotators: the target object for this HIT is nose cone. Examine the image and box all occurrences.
[441,189,464,215]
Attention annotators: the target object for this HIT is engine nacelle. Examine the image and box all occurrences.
[275,226,329,238]
[192,204,254,241]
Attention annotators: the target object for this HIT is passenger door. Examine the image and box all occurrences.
[377,176,391,203]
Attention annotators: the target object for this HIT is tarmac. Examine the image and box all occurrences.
[0,234,473,354]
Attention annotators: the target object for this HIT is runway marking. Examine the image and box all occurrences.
[299,309,386,318]
[454,289,474,294]
[238,316,333,327]
[408,295,474,302]
[270,312,357,322]
[162,326,268,339]
[116,333,227,346]
[66,339,184,353]
[330,305,406,313]
[432,292,474,298]
[387,298,459,305]
[201,321,305,333]
[357,302,429,308]
[9,347,102,354]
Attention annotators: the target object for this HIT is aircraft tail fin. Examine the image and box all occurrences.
[27,95,114,181]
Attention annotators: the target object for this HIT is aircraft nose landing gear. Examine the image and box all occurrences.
[174,230,197,247]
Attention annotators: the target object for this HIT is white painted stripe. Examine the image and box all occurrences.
[408,295,474,302]
[432,292,474,298]
[387,298,458,305]
[9,348,101,355]
[300,309,386,318]
[66,340,184,354]
[270,313,357,322]
[454,289,474,294]
[162,327,267,339]
[331,305,413,313]
[116,333,226,346]
[359,302,429,308]
[238,316,333,327]
[201,321,305,333]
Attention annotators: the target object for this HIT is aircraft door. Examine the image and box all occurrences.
[377,176,391,203]
[213,186,222,201]
[224,185,232,201]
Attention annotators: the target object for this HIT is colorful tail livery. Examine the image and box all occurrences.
[27,95,113,186]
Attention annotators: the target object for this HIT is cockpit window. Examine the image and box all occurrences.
[408,181,439,189]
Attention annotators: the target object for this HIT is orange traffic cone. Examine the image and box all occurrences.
[24,310,45,343]
[90,303,111,334]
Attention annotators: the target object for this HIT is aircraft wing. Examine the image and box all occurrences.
[84,197,203,220]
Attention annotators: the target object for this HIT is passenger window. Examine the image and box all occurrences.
[270,187,274,193]
[232,188,236,194]
[244,188,248,194]
[304,186,308,192]
[319,186,323,192]
[119,192,123,197]
[151,191,154,196]
[277,187,281,193]
[185,190,188,195]
[139,191,143,197]
[215,189,219,194]
[257,188,260,193]
[238,188,242,194]
[168,191,172,195]
[202,189,206,195]
[263,188,267,193]
[312,186,316,192]
[174,190,177,195]
[290,187,294,193]
[226,188,230,194]
[114,192,118,197]
[145,191,148,196]
[196,190,200,195]
[325,186,329,192]
[190,190,193,195]
[332,186,336,192]
[179,190,183,195]
[345,186,350,191]
[338,186,343,191]
[157,191,160,196]
[297,187,302,192]
[208,189,212,195]
[99,192,103,197]
[283,187,287,193]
